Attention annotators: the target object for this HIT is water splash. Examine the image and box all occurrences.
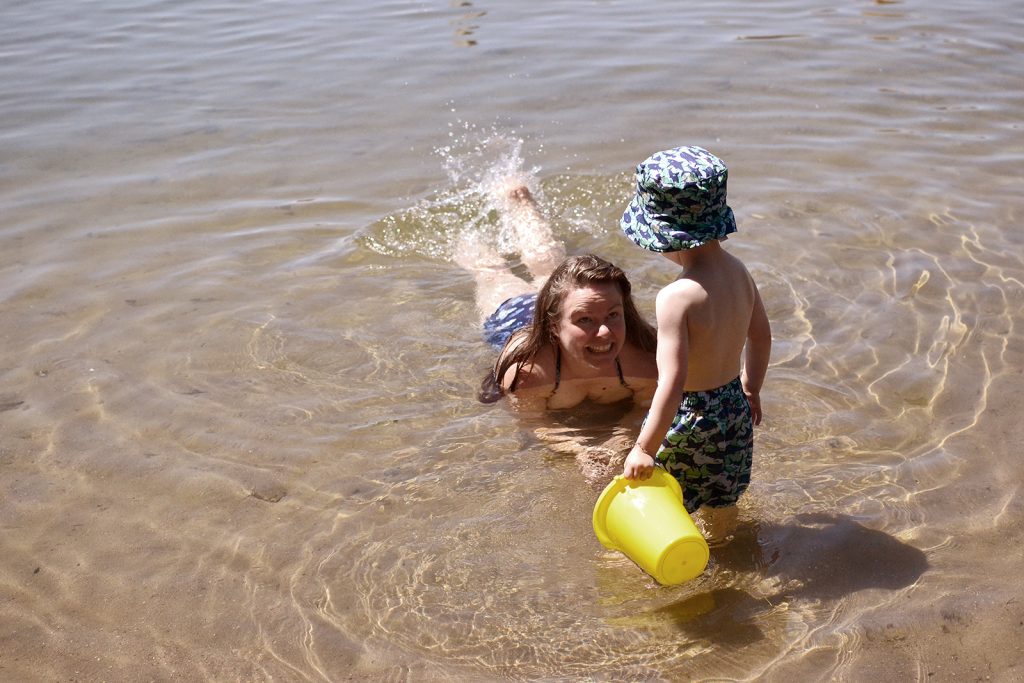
[361,124,544,262]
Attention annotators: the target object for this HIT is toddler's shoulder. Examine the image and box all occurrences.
[657,277,707,307]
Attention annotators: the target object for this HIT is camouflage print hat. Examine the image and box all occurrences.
[621,145,737,252]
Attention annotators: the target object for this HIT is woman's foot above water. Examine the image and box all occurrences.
[487,178,565,282]
[508,184,534,204]
[487,176,539,213]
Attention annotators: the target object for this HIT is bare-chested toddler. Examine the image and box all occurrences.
[619,146,771,543]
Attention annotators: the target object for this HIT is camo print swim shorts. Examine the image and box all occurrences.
[655,376,753,513]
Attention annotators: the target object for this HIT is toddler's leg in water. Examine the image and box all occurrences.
[490,181,566,283]
[454,235,535,323]
[697,505,739,546]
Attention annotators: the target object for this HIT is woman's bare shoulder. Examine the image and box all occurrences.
[500,342,557,394]
[619,342,658,378]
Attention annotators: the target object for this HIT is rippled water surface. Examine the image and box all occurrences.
[2,0,1023,680]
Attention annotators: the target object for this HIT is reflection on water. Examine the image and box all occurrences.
[2,0,1024,679]
[333,494,931,679]
[449,0,485,48]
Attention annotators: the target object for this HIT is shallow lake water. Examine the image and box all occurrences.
[2,0,1023,680]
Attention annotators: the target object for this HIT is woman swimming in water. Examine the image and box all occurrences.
[455,180,658,485]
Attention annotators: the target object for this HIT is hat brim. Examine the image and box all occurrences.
[621,195,737,253]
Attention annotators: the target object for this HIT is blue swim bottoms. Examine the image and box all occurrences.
[655,376,753,513]
[482,293,536,349]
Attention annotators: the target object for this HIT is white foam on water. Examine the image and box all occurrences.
[363,122,546,263]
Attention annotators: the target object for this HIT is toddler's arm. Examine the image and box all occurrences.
[623,286,691,479]
[741,285,771,425]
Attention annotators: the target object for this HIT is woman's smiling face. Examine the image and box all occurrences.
[555,281,626,373]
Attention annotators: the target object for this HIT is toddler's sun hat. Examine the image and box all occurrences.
[621,145,737,252]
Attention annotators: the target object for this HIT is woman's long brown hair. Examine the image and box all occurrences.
[478,254,656,403]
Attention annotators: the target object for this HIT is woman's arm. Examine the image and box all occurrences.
[500,337,557,412]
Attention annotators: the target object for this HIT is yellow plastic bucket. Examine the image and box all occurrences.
[593,468,709,585]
